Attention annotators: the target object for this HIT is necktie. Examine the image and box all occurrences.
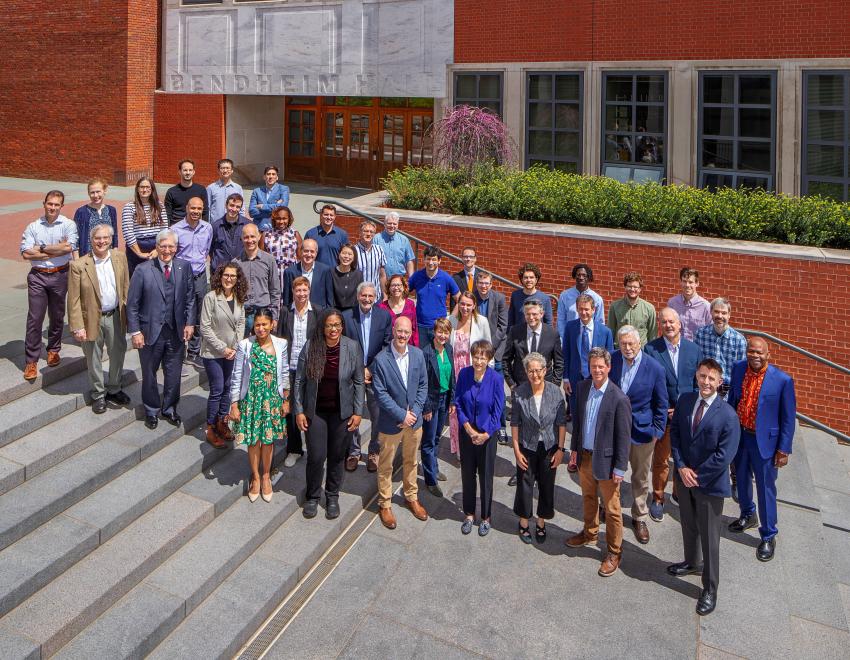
[692,399,706,435]
[467,273,473,291]
[530,330,538,354]
[164,265,171,281]
[580,325,590,377]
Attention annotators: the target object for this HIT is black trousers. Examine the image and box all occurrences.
[140,325,183,418]
[286,369,303,455]
[675,473,724,593]
[513,442,557,520]
[459,428,497,519]
[187,271,208,356]
[305,409,350,501]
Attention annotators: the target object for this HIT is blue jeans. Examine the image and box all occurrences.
[420,392,449,486]
[418,324,435,349]
[203,357,235,425]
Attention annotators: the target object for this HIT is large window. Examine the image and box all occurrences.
[525,72,583,173]
[803,71,850,201]
[698,71,777,191]
[454,72,503,117]
[601,72,667,183]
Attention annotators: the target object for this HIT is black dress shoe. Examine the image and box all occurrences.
[145,415,158,430]
[507,475,517,486]
[696,589,716,616]
[92,398,107,414]
[728,513,758,533]
[666,561,703,577]
[757,537,776,562]
[326,497,340,520]
[105,390,131,406]
[303,499,319,519]
[160,412,182,427]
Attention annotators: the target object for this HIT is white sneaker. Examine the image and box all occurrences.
[284,453,299,468]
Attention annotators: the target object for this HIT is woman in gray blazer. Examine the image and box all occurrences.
[511,352,567,544]
[200,263,247,448]
[294,308,365,520]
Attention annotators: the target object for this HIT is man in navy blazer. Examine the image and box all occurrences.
[281,238,334,309]
[610,325,668,545]
[644,307,703,521]
[726,336,796,562]
[127,229,196,430]
[566,347,632,577]
[667,358,740,616]
[343,282,392,471]
[371,316,429,530]
[561,294,614,417]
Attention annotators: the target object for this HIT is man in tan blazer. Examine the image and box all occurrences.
[68,224,130,413]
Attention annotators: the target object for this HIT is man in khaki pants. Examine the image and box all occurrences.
[371,316,429,529]
[67,224,130,413]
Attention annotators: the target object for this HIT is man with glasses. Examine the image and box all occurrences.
[452,247,480,305]
[608,272,657,347]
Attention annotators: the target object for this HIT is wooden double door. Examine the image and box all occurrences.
[285,99,433,189]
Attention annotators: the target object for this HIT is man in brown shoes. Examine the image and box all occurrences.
[371,317,429,528]
[565,348,632,577]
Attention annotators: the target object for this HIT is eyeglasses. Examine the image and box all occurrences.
[221,273,237,279]
[526,368,546,375]
[325,323,343,330]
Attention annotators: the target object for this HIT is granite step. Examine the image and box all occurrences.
[0,398,209,618]
[146,454,379,660]
[0,358,203,498]
[0,489,218,659]
[0,349,147,451]
[0,343,88,407]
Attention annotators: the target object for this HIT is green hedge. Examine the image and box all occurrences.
[381,165,850,249]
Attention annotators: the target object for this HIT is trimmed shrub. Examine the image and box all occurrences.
[382,165,850,249]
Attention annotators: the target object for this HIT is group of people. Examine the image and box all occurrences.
[20,162,797,618]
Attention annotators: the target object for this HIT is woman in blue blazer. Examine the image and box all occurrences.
[421,317,455,497]
[454,339,505,536]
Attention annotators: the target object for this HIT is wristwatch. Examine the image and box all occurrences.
[39,242,46,252]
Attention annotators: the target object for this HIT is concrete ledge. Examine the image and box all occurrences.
[340,191,850,264]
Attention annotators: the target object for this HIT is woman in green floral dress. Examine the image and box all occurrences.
[229,309,290,502]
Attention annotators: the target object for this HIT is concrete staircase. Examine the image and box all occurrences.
[0,343,380,660]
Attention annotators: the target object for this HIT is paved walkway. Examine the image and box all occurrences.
[262,429,850,660]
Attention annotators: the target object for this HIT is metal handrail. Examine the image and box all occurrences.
[739,329,850,444]
[312,199,559,306]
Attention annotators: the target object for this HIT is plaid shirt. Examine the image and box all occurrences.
[694,324,747,384]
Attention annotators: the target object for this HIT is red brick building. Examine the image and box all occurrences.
[4,1,850,199]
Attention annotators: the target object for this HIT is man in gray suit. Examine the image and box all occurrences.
[371,316,429,530]
[127,229,196,430]
[566,347,632,577]
[475,272,510,443]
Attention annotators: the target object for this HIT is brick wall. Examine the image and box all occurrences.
[336,211,850,437]
[152,93,226,185]
[0,1,159,184]
[456,0,850,62]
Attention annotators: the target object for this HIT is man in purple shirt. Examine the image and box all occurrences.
[172,196,213,361]
[668,267,712,341]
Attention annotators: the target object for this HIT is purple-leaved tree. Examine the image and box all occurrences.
[430,105,517,173]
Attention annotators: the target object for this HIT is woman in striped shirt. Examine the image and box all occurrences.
[121,177,169,277]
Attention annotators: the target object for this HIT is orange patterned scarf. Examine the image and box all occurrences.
[737,367,767,431]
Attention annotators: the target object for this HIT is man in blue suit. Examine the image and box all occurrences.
[644,307,703,521]
[127,229,196,430]
[667,358,740,616]
[371,316,429,530]
[343,282,392,472]
[281,238,334,310]
[561,293,614,418]
[727,336,796,562]
[610,325,668,544]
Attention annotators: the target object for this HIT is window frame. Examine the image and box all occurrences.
[453,71,504,118]
[802,69,850,202]
[600,70,668,183]
[697,70,778,192]
[524,71,584,174]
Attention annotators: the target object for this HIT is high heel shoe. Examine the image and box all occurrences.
[248,478,260,503]
[261,477,273,503]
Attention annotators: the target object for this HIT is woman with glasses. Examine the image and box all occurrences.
[294,308,364,520]
[121,177,169,277]
[379,273,419,347]
[200,263,247,448]
[229,308,290,503]
[511,352,567,544]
